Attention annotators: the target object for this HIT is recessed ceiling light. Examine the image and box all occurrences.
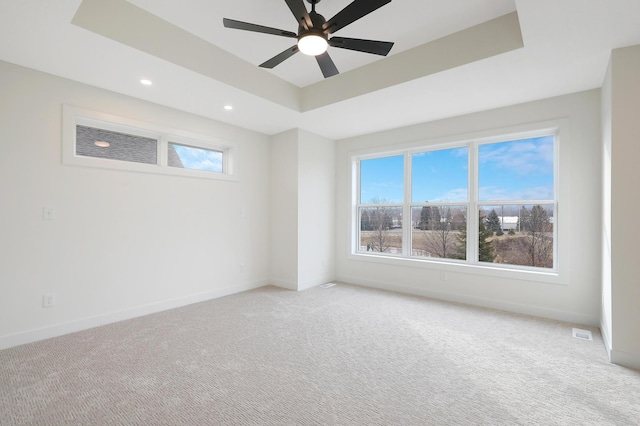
[94,141,110,148]
[140,79,153,86]
[224,105,233,111]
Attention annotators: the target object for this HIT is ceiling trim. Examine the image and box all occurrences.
[71,0,301,111]
[300,11,523,111]
[71,1,522,115]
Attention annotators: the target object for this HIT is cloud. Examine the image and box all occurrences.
[479,185,554,201]
[479,136,553,176]
[174,145,223,172]
[430,188,468,202]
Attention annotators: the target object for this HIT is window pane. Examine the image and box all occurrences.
[76,125,157,164]
[478,136,554,201]
[412,147,468,202]
[359,206,403,254]
[169,143,223,173]
[410,206,467,260]
[479,204,554,269]
[360,155,404,204]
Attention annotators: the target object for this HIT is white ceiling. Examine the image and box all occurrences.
[1,0,639,140]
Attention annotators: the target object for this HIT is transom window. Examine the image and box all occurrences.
[355,132,557,272]
[63,105,236,181]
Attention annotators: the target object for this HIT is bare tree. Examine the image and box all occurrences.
[519,205,553,267]
[422,207,463,259]
[368,206,394,252]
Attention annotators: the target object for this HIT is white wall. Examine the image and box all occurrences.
[0,60,271,348]
[297,129,336,290]
[269,130,299,290]
[605,45,640,369]
[601,57,613,357]
[269,129,336,291]
[336,90,602,326]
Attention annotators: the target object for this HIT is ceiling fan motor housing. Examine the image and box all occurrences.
[299,10,327,38]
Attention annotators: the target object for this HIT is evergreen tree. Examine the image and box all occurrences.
[478,219,495,262]
[419,205,431,230]
[518,205,531,232]
[454,215,494,262]
[486,209,501,234]
[360,210,371,231]
[454,220,467,260]
[431,206,442,227]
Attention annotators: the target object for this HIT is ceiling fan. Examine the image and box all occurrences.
[223,0,394,78]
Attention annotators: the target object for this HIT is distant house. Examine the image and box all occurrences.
[500,216,519,231]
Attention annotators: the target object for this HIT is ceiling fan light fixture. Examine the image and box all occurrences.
[298,33,328,56]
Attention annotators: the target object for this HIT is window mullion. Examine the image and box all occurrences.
[468,141,479,263]
[403,152,412,257]
[158,136,168,167]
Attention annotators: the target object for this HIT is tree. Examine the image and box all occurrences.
[360,210,371,231]
[419,205,432,230]
[421,207,464,259]
[368,206,394,252]
[478,219,495,262]
[486,209,501,235]
[454,214,494,262]
[454,219,467,260]
[517,205,531,232]
[518,205,553,267]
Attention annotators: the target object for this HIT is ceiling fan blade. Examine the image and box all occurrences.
[329,37,394,56]
[284,0,312,30]
[259,45,300,69]
[316,52,339,78]
[223,18,297,38]
[323,0,391,34]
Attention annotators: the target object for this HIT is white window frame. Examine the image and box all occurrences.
[349,120,567,284]
[62,105,237,181]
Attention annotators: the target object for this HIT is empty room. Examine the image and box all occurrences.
[1,0,639,424]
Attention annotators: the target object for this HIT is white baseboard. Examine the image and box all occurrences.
[337,275,600,326]
[600,318,640,370]
[610,349,640,371]
[270,278,298,291]
[270,276,336,291]
[0,280,267,351]
[600,318,612,360]
[298,276,336,291]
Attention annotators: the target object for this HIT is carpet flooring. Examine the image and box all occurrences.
[1,284,639,425]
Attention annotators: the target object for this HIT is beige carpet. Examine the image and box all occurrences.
[1,284,639,425]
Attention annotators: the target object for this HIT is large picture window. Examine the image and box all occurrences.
[354,132,558,273]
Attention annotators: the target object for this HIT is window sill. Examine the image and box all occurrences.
[347,252,564,285]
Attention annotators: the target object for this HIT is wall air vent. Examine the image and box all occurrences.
[319,283,337,288]
[572,328,593,341]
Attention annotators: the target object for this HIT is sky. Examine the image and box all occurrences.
[172,143,223,173]
[360,136,554,204]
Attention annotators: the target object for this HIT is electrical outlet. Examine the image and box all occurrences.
[43,293,56,308]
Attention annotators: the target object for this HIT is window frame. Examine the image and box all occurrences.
[62,105,237,181]
[350,121,565,284]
